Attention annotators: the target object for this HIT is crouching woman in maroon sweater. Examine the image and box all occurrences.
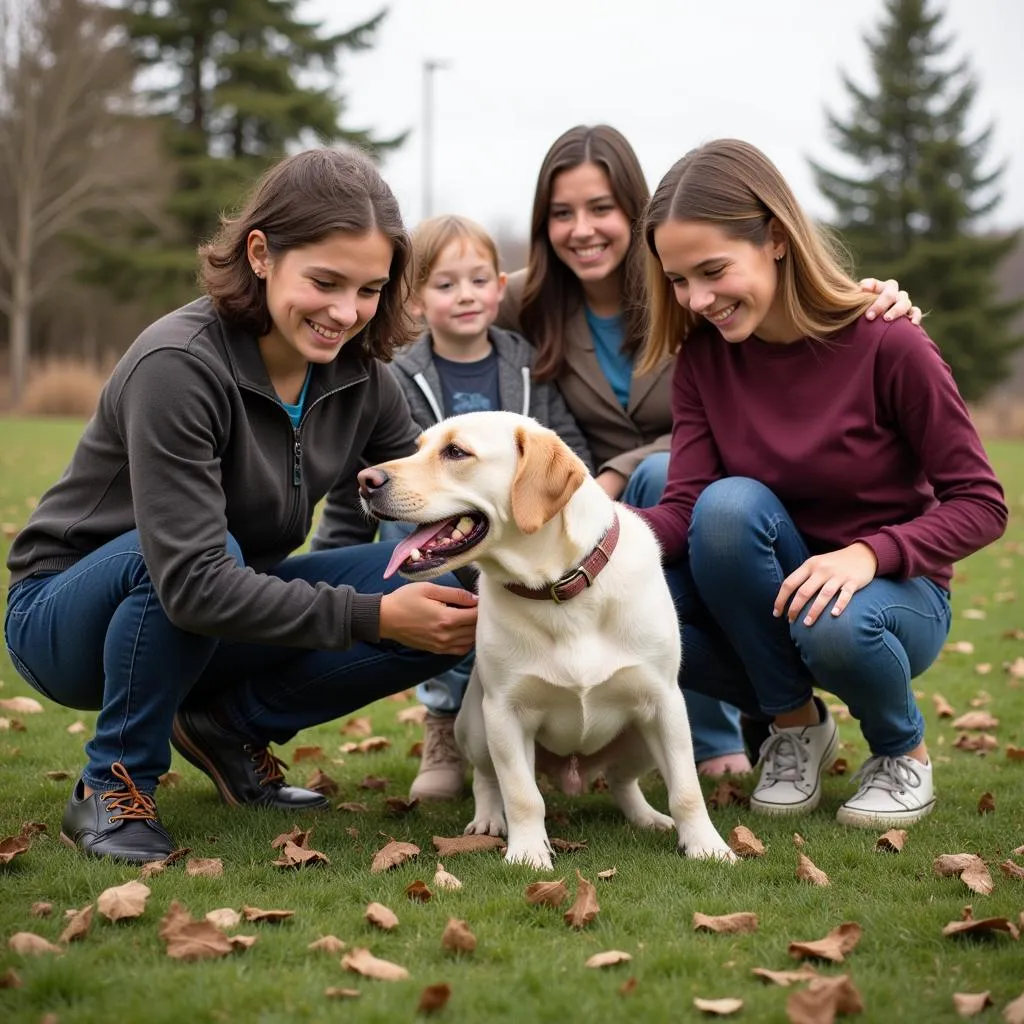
[636,139,1007,827]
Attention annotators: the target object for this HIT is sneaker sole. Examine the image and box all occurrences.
[835,799,936,828]
[749,727,840,817]
[170,717,243,807]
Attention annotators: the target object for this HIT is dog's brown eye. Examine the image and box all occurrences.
[441,443,470,460]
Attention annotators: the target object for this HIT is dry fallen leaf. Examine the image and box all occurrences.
[64,720,86,736]
[0,967,22,988]
[292,745,323,762]
[977,792,996,815]
[564,870,600,929]
[205,908,242,930]
[240,906,294,923]
[789,922,863,963]
[0,696,44,714]
[308,935,347,953]
[708,780,749,809]
[945,641,976,655]
[875,829,907,853]
[432,834,506,856]
[7,932,63,955]
[796,852,830,887]
[962,608,987,620]
[728,825,765,858]
[693,912,759,935]
[341,716,374,737]
[954,733,1000,752]
[953,711,1000,731]
[417,983,451,1014]
[0,832,32,865]
[365,902,399,931]
[359,775,389,790]
[406,880,432,903]
[371,839,420,873]
[999,859,1024,880]
[336,801,369,813]
[305,768,339,796]
[324,987,361,1000]
[585,950,633,968]
[1004,992,1024,1024]
[186,857,224,878]
[227,934,258,951]
[159,903,234,961]
[752,966,820,987]
[44,770,71,780]
[397,705,428,725]
[357,736,392,753]
[525,879,569,907]
[942,906,1019,940]
[158,770,181,788]
[441,917,477,953]
[31,902,53,918]
[826,758,848,776]
[59,904,94,944]
[786,974,864,1024]
[932,694,956,717]
[272,840,329,869]
[97,880,150,922]
[385,796,419,816]
[693,997,743,1016]
[342,947,410,981]
[597,867,617,880]
[433,862,462,891]
[952,992,993,1018]
[1006,745,1024,761]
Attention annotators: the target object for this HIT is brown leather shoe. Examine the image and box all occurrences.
[409,713,467,802]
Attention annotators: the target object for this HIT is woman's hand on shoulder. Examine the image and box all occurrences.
[858,278,923,325]
[379,582,478,654]
[773,542,879,627]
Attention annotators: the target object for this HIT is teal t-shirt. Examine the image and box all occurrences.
[584,306,632,409]
[280,366,313,428]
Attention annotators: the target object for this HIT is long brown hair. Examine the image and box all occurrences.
[198,148,415,360]
[522,125,649,381]
[639,139,874,374]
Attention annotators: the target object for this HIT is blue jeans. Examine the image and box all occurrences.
[666,477,952,756]
[387,452,747,762]
[4,531,464,793]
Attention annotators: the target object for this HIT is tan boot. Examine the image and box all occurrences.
[409,713,467,802]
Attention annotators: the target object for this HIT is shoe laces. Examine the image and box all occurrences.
[423,716,464,767]
[758,731,809,784]
[102,761,158,822]
[851,755,921,796]
[244,744,287,788]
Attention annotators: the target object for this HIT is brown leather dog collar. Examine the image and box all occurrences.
[503,513,620,604]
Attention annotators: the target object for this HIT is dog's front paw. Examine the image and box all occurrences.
[628,808,676,832]
[464,812,506,838]
[504,841,554,871]
[677,826,737,863]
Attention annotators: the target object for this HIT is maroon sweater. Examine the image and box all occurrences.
[637,315,1007,590]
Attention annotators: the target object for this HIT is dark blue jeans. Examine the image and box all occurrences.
[4,531,463,793]
[666,478,952,756]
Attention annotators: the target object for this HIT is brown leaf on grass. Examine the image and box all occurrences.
[933,855,995,896]
[585,950,633,968]
[0,832,32,865]
[44,770,71,780]
[66,721,87,735]
[97,880,150,922]
[708,780,749,809]
[441,917,477,953]
[371,839,420,873]
[305,768,339,796]
[359,775,389,791]
[1008,656,1024,679]
[693,912,759,934]
[292,745,323,762]
[1006,745,1024,761]
[339,742,359,754]
[227,934,258,951]
[525,879,569,907]
[1014,846,1024,856]
[0,696,44,713]
[728,825,765,858]
[433,862,462,890]
[270,826,312,849]
[693,997,744,1016]
[186,857,224,878]
[564,870,600,929]
[1004,629,1024,640]
[977,792,996,814]
[953,711,1000,731]
[31,902,53,917]
[9,718,26,731]
[418,983,451,1014]
[59,904,93,943]
[397,705,428,725]
[826,758,848,776]
[308,935,347,953]
[205,908,242,930]
[945,640,976,655]
[954,733,999,752]
[875,829,908,852]
[942,906,1019,939]
[752,966,820,987]
[0,967,22,987]
[1004,992,1024,1024]
[932,693,956,717]
[240,906,294,923]
[406,880,432,903]
[962,608,987,620]
[597,867,617,880]
[336,801,369,813]
[999,859,1024,879]
[272,840,330,869]
[341,716,374,737]
[365,902,399,931]
[385,797,419,816]
[974,664,993,676]
[8,932,63,955]
[342,947,410,981]
[952,992,993,1018]
[620,977,638,996]
[408,741,424,758]
[788,922,863,963]
[970,690,993,705]
[324,987,361,999]
[160,905,234,961]
[786,974,864,1023]
[550,837,588,852]
[796,852,830,887]
[357,736,392,753]
[432,834,506,856]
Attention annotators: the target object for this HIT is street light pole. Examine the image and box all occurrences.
[422,58,450,221]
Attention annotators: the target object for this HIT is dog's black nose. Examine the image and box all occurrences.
[357,466,390,499]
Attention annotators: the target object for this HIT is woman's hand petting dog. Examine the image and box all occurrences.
[379,583,478,654]
[774,542,879,626]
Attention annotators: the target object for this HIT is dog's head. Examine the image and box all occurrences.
[359,411,588,580]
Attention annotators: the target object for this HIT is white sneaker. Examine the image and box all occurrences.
[836,755,934,827]
[750,701,839,816]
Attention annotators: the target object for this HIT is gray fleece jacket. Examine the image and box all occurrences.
[6,297,420,649]
[311,327,593,550]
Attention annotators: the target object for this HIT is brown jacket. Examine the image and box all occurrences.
[497,269,672,480]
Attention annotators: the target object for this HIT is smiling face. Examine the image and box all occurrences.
[653,219,799,344]
[249,228,394,372]
[547,162,632,287]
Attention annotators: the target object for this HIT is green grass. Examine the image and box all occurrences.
[1,417,1022,1024]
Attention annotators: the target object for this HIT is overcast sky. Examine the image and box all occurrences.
[309,0,1024,243]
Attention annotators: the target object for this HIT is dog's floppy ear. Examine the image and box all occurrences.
[510,424,587,534]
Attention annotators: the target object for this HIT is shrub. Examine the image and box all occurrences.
[17,358,109,417]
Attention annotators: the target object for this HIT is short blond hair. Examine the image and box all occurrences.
[410,215,500,293]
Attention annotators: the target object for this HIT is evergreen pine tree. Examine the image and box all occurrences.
[810,0,1022,400]
[83,0,402,311]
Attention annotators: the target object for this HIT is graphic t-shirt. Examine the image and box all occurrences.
[433,348,501,415]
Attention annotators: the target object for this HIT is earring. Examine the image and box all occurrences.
[775,253,784,262]
[252,266,264,278]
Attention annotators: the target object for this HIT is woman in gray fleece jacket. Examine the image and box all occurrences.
[3,150,477,864]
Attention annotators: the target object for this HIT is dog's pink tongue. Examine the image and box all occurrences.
[383,521,449,579]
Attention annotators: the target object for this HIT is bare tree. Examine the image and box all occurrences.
[0,0,166,406]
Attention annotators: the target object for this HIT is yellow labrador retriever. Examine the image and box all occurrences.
[358,411,734,870]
